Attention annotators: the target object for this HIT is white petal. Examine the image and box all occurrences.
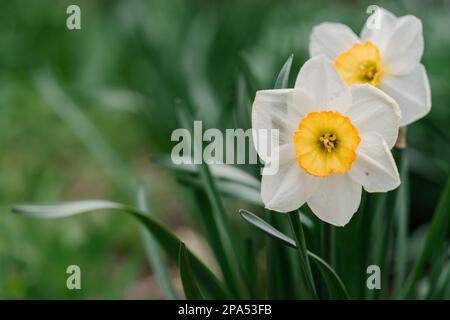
[349,132,400,193]
[261,145,319,212]
[291,86,325,117]
[251,89,296,162]
[361,7,397,49]
[309,22,360,60]
[380,15,423,75]
[307,174,362,227]
[379,64,431,126]
[346,84,401,148]
[295,55,351,113]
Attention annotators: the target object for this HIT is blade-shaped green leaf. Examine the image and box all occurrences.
[243,238,258,299]
[240,209,348,299]
[266,211,301,299]
[274,54,294,89]
[235,72,251,129]
[179,242,204,300]
[308,252,350,299]
[402,176,450,298]
[179,177,262,206]
[288,211,317,298]
[34,71,134,196]
[176,105,245,298]
[240,210,295,247]
[432,258,450,299]
[426,243,449,299]
[240,209,313,236]
[152,154,260,189]
[11,200,230,299]
[238,52,261,99]
[137,186,178,300]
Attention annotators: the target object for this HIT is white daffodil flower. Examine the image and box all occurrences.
[309,7,431,126]
[252,55,401,226]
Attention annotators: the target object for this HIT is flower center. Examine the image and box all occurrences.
[319,133,337,152]
[293,111,361,177]
[335,41,383,87]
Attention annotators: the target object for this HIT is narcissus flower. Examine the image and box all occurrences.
[309,7,431,126]
[252,56,401,226]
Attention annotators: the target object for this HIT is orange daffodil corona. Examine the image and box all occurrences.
[310,7,431,125]
[252,56,401,226]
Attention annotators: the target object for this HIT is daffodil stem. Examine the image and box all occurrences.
[394,149,409,297]
[319,223,336,298]
[320,222,336,268]
[329,226,336,268]
[289,210,317,298]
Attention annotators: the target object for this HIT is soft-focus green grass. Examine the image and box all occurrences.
[1,0,449,298]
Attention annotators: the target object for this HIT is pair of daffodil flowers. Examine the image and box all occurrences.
[252,8,431,226]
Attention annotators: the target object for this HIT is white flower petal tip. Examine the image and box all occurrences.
[349,132,401,193]
[260,148,319,213]
[307,174,362,227]
[309,23,360,59]
[361,7,397,45]
[380,64,431,126]
[346,84,401,149]
[380,15,424,75]
[295,55,351,113]
[251,89,296,163]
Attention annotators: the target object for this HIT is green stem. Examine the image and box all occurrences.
[329,226,336,269]
[266,211,299,299]
[321,222,336,268]
[320,222,326,262]
[394,150,409,297]
[288,210,317,298]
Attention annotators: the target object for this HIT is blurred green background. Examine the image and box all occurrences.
[1,0,449,299]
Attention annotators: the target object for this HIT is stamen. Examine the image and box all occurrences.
[319,133,337,152]
[335,41,383,87]
[359,62,378,82]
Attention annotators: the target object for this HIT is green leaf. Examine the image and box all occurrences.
[238,52,261,98]
[179,242,204,300]
[368,148,405,300]
[180,177,262,206]
[137,186,178,300]
[240,210,295,247]
[243,238,258,299]
[240,209,348,299]
[235,73,251,129]
[11,200,230,299]
[266,212,301,299]
[308,252,350,300]
[274,54,294,89]
[402,176,450,298]
[432,258,450,299]
[288,211,317,298]
[365,193,387,300]
[175,106,245,298]
[152,154,260,189]
[34,71,134,196]
[426,243,449,299]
